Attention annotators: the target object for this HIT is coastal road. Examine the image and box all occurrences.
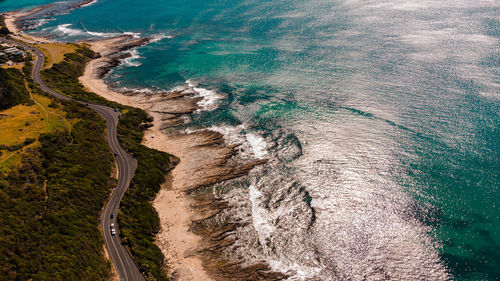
[1,38,145,281]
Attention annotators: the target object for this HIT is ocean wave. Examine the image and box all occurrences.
[115,86,156,95]
[55,23,141,39]
[87,30,120,37]
[202,125,269,160]
[121,49,143,67]
[123,31,141,38]
[80,0,98,8]
[57,23,85,36]
[27,18,55,30]
[149,33,174,43]
[185,80,226,111]
[246,133,269,159]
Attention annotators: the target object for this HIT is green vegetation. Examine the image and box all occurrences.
[117,108,174,281]
[0,94,67,148]
[1,46,115,280]
[0,68,30,110]
[41,46,113,105]
[0,15,10,35]
[0,55,8,64]
[37,43,78,69]
[0,57,68,175]
[0,99,115,280]
[40,45,174,280]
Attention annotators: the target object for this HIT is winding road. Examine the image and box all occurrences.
[2,38,145,281]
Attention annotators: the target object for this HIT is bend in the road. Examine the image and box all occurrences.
[1,37,145,281]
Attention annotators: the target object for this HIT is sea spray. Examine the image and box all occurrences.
[186,80,226,111]
[122,49,143,67]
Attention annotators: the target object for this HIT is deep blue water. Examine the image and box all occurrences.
[1,0,499,280]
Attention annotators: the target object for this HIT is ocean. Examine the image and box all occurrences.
[2,0,499,279]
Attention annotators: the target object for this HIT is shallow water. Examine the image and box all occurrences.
[2,0,499,279]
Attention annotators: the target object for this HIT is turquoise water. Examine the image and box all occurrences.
[0,0,55,11]
[2,0,499,280]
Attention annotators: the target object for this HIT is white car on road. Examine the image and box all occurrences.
[110,223,116,236]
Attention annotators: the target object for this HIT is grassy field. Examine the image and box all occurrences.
[37,43,78,69]
[0,62,25,70]
[0,93,69,173]
[0,39,117,280]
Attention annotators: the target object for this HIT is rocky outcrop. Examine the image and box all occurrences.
[88,36,151,79]
[154,126,287,280]
[82,35,287,280]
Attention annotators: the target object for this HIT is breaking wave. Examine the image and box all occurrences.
[56,23,135,38]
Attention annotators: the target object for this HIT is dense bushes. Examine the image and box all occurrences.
[0,15,10,35]
[41,46,112,105]
[40,46,173,280]
[116,108,173,281]
[0,68,31,109]
[0,101,114,280]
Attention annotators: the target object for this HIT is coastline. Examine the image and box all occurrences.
[6,5,282,278]
[79,36,284,280]
[6,13,217,278]
[3,0,97,44]
[81,37,215,280]
[4,11,52,44]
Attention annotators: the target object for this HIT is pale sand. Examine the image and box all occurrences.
[80,40,214,281]
[4,11,54,44]
[5,8,210,280]
[79,56,137,107]
[3,13,21,34]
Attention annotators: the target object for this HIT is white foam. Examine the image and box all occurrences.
[80,0,98,8]
[56,23,130,38]
[249,184,275,239]
[185,80,225,111]
[150,33,172,43]
[203,125,269,160]
[87,30,121,37]
[30,18,54,29]
[57,24,84,36]
[246,133,268,159]
[122,49,142,67]
[116,86,155,94]
[248,183,321,280]
[123,31,141,38]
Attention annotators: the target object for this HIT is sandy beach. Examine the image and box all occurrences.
[78,36,280,280]
[81,38,216,281]
[4,11,54,44]
[79,38,138,107]
[5,10,213,279]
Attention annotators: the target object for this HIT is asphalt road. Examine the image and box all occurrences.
[2,38,145,281]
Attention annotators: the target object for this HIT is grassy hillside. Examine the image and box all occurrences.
[0,59,70,174]
[37,43,78,69]
[0,101,115,280]
[0,68,31,110]
[0,47,114,280]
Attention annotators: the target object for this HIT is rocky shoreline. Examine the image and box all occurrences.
[7,0,97,32]
[4,3,291,276]
[77,35,287,280]
[5,6,287,275]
